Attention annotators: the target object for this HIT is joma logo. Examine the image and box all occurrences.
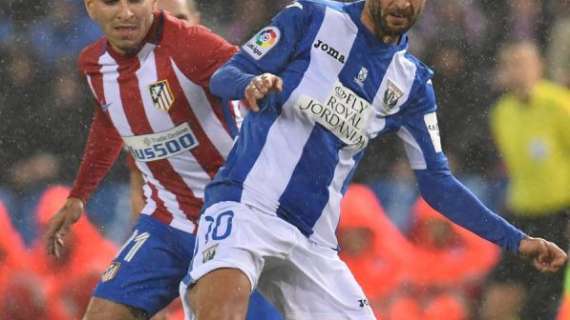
[314,39,345,64]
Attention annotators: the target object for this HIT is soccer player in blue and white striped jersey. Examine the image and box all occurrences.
[182,1,567,319]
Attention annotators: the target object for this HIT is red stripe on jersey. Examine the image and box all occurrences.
[153,45,225,179]
[147,181,172,224]
[115,55,201,222]
[205,91,232,135]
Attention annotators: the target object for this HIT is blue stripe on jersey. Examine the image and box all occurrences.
[277,125,343,236]
[204,99,280,206]
[221,99,239,138]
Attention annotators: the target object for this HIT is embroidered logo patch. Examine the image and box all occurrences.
[202,244,219,263]
[149,80,175,112]
[383,79,404,112]
[101,262,121,282]
[243,26,281,60]
[355,67,368,86]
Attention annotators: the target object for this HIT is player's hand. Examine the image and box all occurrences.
[244,73,283,112]
[519,236,567,272]
[45,197,84,258]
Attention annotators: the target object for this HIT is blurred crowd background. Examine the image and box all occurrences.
[0,0,568,319]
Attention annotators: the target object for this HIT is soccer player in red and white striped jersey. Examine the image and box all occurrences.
[44,0,238,318]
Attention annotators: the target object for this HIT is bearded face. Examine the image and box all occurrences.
[367,0,425,37]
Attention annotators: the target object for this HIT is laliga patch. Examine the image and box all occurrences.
[382,79,404,113]
[243,26,281,60]
[424,112,442,153]
[101,262,121,282]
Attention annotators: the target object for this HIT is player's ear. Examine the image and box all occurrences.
[151,0,159,11]
[84,0,96,20]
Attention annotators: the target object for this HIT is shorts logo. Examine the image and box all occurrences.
[101,262,121,282]
[202,244,218,263]
[358,298,369,308]
[149,80,175,112]
[243,26,281,60]
[383,80,403,112]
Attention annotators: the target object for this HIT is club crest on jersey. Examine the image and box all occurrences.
[355,67,368,86]
[149,80,175,112]
[202,244,218,263]
[383,80,403,111]
[101,262,121,282]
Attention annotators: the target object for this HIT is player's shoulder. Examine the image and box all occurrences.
[395,49,437,114]
[403,51,434,84]
[78,38,107,73]
[161,11,217,44]
[297,0,350,11]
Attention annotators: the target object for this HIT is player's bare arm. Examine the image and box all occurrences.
[244,73,283,112]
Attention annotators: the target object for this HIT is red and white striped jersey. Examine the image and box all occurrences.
[69,11,238,234]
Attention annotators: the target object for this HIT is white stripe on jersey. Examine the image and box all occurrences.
[397,126,427,170]
[141,176,157,214]
[99,52,133,135]
[171,60,234,157]
[241,7,358,212]
[136,46,174,133]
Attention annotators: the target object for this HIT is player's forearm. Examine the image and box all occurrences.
[415,169,526,253]
[210,64,255,100]
[210,57,259,100]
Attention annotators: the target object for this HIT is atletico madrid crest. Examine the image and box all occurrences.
[149,80,175,112]
[101,262,121,282]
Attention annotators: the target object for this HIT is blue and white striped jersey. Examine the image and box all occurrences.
[208,0,525,251]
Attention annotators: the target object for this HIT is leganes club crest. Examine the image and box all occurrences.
[149,80,175,112]
[383,80,404,111]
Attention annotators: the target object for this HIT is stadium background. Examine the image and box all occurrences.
[0,0,568,319]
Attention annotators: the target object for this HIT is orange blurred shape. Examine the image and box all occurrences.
[386,296,422,320]
[424,294,467,320]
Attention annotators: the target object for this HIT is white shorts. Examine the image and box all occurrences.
[183,201,376,320]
